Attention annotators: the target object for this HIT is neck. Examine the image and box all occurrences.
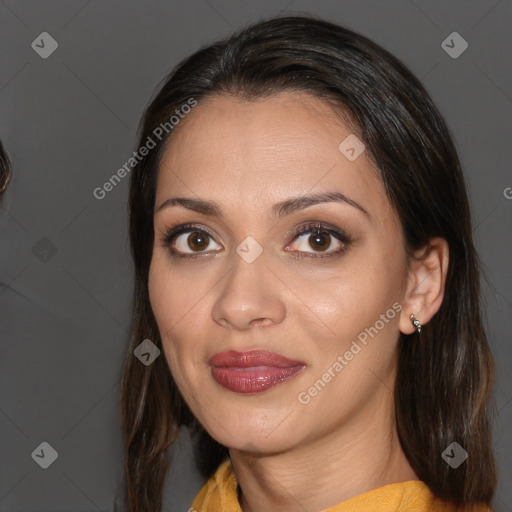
[229,397,419,512]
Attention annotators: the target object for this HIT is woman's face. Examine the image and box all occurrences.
[149,91,410,453]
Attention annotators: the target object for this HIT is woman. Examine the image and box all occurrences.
[117,15,497,512]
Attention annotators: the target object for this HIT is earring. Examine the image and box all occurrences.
[410,314,422,333]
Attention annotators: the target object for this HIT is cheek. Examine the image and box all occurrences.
[295,260,400,337]
[148,260,185,364]
[148,256,202,334]
[148,259,175,333]
[292,255,406,380]
[148,256,209,374]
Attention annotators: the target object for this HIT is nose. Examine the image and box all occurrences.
[211,251,287,331]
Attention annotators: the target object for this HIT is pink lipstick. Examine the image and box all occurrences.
[209,350,306,393]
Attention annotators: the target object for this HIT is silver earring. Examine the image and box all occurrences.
[410,314,422,333]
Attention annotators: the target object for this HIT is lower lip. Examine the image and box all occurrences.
[211,365,305,393]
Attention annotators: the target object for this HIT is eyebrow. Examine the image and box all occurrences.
[155,190,370,219]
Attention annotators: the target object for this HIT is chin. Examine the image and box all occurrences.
[197,404,302,455]
[217,430,296,455]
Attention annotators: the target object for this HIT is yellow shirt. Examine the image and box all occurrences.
[190,459,493,512]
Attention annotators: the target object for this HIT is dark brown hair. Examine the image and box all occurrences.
[0,138,12,199]
[117,14,497,511]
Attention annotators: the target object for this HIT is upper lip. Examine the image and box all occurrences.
[209,350,306,368]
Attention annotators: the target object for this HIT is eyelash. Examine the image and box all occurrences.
[159,221,351,260]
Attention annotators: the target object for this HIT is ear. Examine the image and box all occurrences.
[399,237,449,335]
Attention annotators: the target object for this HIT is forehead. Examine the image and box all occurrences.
[155,91,390,222]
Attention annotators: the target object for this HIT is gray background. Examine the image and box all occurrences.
[0,1,510,511]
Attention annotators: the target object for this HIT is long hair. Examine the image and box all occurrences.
[0,138,12,199]
[117,14,497,511]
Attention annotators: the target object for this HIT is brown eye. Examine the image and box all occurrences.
[285,221,350,258]
[162,225,222,257]
[288,227,345,255]
[308,231,331,251]
[187,231,209,251]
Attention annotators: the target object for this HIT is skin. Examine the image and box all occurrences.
[148,91,449,512]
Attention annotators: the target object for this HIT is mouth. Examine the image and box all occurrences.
[209,350,306,394]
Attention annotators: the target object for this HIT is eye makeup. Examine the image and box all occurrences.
[158,220,351,260]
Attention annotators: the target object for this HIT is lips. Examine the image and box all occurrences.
[209,350,306,394]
